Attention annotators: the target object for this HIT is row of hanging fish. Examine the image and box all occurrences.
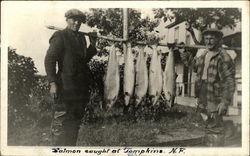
[104,43,176,109]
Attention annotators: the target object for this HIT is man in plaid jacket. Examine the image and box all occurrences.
[179,28,236,146]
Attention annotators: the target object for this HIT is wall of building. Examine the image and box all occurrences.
[167,22,186,43]
[166,21,202,45]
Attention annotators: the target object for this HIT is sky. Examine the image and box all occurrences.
[3,3,93,75]
[2,2,170,75]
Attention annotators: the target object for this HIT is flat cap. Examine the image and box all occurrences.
[65,9,86,23]
[202,28,223,38]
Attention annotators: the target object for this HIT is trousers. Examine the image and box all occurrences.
[197,81,225,146]
[50,93,89,146]
[50,72,91,146]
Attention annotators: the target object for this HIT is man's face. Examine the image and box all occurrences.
[204,34,220,50]
[66,17,82,32]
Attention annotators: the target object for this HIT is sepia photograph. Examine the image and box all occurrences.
[1,1,249,156]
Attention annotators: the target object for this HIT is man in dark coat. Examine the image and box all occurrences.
[45,9,97,146]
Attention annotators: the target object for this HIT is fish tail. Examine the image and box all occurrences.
[105,100,113,111]
[152,95,160,106]
[106,96,117,110]
[165,91,176,107]
[124,94,131,106]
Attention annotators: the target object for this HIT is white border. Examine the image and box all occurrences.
[1,1,249,156]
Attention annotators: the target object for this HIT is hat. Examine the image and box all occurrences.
[202,28,223,38]
[65,9,86,23]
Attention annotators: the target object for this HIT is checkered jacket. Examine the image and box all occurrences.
[180,48,236,110]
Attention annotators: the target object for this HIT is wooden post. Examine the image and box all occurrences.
[188,69,192,97]
[123,8,129,59]
[123,8,129,41]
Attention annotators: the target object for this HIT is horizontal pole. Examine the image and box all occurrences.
[46,25,241,51]
[136,41,241,51]
[46,25,126,42]
[177,44,242,51]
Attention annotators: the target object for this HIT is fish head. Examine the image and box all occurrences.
[200,113,208,121]
[135,96,142,107]
[124,95,131,106]
[165,92,175,108]
[105,96,117,111]
[149,95,156,105]
[165,92,171,101]
[105,101,115,112]
[124,91,132,106]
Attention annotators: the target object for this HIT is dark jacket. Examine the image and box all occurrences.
[45,28,97,101]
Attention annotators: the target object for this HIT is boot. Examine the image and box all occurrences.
[204,131,225,147]
[204,113,225,147]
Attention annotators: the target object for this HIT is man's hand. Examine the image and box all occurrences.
[88,32,97,47]
[217,102,228,115]
[178,43,185,54]
[179,48,185,54]
[50,82,57,99]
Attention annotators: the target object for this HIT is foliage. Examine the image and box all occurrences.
[86,8,160,49]
[153,8,241,32]
[8,47,38,130]
[153,8,241,45]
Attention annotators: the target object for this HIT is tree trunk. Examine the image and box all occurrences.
[187,28,201,45]
[185,22,201,45]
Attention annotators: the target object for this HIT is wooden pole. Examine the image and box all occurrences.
[123,8,129,42]
[46,25,125,42]
[135,41,241,51]
[123,8,129,59]
[46,25,241,51]
[188,69,192,97]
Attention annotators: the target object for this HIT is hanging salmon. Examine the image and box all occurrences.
[123,42,135,106]
[104,45,120,109]
[163,47,176,107]
[148,45,163,105]
[134,46,148,106]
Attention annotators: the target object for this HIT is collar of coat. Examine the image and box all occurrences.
[199,47,223,60]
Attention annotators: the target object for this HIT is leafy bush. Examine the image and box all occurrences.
[8,47,38,130]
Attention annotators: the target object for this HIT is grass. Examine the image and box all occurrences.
[77,104,205,146]
[8,122,51,146]
[8,104,205,146]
